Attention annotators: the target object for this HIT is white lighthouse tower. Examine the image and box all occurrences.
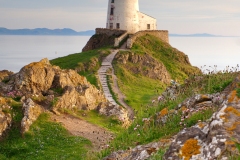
[106,0,157,34]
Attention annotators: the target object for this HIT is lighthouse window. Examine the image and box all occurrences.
[111,0,114,3]
[110,23,113,29]
[110,8,114,15]
[116,23,120,29]
[147,24,150,29]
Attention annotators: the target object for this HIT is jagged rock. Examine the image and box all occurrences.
[4,58,56,95]
[1,58,106,111]
[0,58,131,135]
[103,139,172,160]
[0,70,14,81]
[164,75,240,160]
[52,69,89,89]
[0,97,12,138]
[21,98,44,134]
[53,70,106,111]
[97,102,130,127]
[115,52,171,84]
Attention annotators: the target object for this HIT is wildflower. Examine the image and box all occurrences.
[137,134,140,136]
[134,127,137,131]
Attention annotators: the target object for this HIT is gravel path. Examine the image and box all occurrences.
[51,114,114,151]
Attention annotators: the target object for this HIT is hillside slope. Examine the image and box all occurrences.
[113,34,201,109]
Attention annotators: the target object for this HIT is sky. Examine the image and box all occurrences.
[0,0,240,36]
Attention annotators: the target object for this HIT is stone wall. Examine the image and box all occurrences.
[96,28,126,37]
[114,32,128,47]
[82,28,127,52]
[127,30,169,49]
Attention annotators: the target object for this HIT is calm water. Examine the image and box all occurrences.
[0,36,239,73]
[0,36,91,72]
[170,37,240,71]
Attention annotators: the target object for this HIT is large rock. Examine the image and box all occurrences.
[115,52,171,84]
[0,97,12,138]
[97,102,130,127]
[52,70,106,111]
[10,58,56,94]
[103,139,172,160]
[21,98,44,134]
[164,75,240,160]
[0,70,14,81]
[1,58,107,111]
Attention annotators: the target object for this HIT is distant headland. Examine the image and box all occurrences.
[0,27,95,36]
[0,27,236,37]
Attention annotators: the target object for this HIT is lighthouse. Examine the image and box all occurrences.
[106,0,157,34]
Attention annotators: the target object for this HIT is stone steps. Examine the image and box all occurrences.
[98,50,119,106]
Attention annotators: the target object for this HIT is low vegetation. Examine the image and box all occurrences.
[96,70,238,159]
[50,48,110,87]
[0,111,91,160]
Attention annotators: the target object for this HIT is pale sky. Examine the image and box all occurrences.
[1,0,240,36]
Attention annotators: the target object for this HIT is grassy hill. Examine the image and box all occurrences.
[113,34,201,110]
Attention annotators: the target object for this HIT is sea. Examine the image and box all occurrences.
[0,35,240,73]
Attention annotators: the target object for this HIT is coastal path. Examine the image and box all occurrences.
[98,49,134,119]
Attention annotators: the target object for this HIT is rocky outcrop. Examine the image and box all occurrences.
[103,139,172,160]
[0,58,106,111]
[115,51,171,84]
[10,58,56,94]
[21,98,44,134]
[97,102,130,127]
[164,75,240,160]
[54,86,104,111]
[0,70,14,82]
[52,69,106,111]
[0,58,130,126]
[82,34,116,52]
[0,97,12,138]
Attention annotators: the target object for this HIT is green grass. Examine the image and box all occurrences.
[0,113,91,160]
[79,71,99,88]
[50,48,109,70]
[149,148,168,160]
[58,109,124,134]
[131,34,201,83]
[97,69,238,158]
[114,63,165,110]
[106,75,121,106]
[50,48,110,87]
[77,110,124,134]
[237,88,240,98]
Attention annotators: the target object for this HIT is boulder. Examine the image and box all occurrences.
[103,139,172,160]
[97,102,130,126]
[21,98,44,134]
[7,58,55,94]
[115,52,171,84]
[0,97,12,138]
[0,70,14,81]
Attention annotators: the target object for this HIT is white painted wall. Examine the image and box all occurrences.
[138,12,157,31]
[106,0,157,34]
[106,0,139,33]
